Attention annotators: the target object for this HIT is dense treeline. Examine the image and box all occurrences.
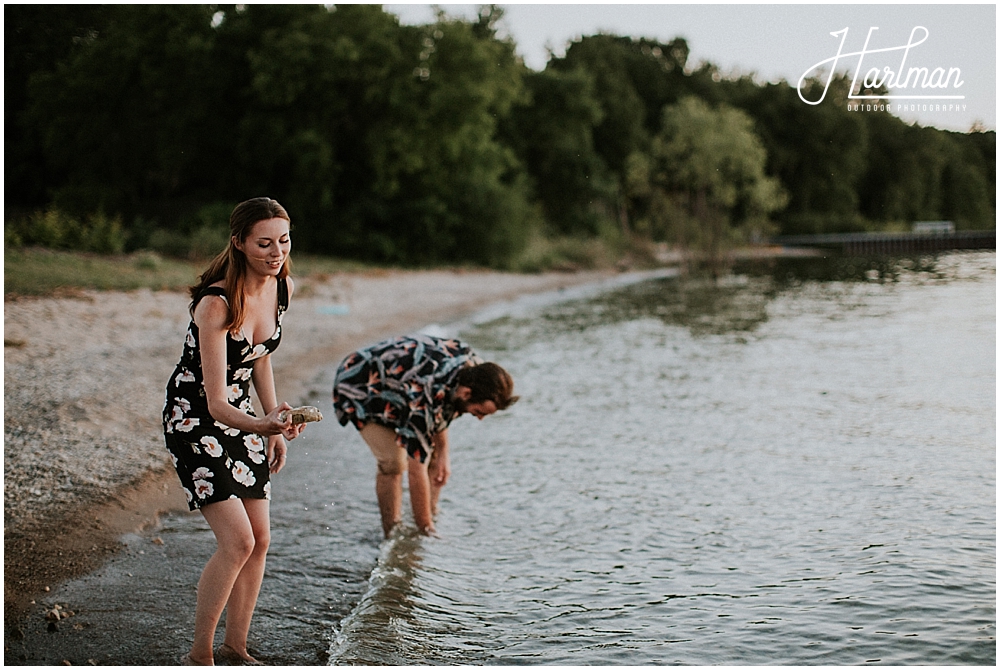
[6,5,995,266]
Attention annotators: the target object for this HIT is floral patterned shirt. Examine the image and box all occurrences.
[333,334,481,461]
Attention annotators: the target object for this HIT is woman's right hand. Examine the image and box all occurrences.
[259,402,294,437]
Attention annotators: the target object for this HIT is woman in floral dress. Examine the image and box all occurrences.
[163,197,304,665]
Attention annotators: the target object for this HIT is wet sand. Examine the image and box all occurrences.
[3,267,611,664]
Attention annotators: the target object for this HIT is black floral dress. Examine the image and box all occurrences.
[163,279,288,510]
[333,334,481,462]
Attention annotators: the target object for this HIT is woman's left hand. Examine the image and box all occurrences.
[268,434,288,474]
[281,418,305,442]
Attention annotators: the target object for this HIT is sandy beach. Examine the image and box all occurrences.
[3,268,611,644]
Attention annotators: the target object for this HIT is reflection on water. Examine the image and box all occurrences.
[329,251,995,665]
[476,253,986,347]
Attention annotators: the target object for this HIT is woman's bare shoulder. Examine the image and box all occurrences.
[193,292,229,330]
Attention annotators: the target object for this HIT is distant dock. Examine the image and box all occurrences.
[770,230,996,255]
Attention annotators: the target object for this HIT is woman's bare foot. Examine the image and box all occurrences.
[216,643,263,666]
[180,652,212,665]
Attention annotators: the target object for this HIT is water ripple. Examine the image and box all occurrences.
[329,253,995,665]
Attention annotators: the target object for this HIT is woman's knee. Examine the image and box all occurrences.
[221,530,256,562]
[251,526,271,554]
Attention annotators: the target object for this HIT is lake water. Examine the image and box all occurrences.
[43,251,992,665]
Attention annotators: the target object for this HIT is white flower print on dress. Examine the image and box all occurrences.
[200,435,223,457]
[234,367,252,382]
[243,435,264,465]
[226,384,243,401]
[232,461,256,487]
[263,481,271,500]
[194,479,214,499]
[214,421,240,436]
[175,417,200,432]
[175,369,196,387]
[185,329,196,348]
[191,466,213,481]
[184,487,193,504]
[170,404,185,423]
[244,434,265,452]
[243,343,269,362]
[239,398,254,413]
[244,435,266,464]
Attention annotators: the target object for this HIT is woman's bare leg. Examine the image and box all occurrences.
[188,499,256,665]
[220,498,270,661]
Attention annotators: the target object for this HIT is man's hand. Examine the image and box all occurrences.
[430,429,451,487]
[429,451,451,486]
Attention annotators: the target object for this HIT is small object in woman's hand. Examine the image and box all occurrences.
[280,406,324,424]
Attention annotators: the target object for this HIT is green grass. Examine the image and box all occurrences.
[3,248,379,297]
[288,254,374,276]
[4,248,203,296]
[3,240,645,298]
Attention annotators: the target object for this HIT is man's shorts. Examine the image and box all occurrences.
[359,423,442,476]
[360,423,408,475]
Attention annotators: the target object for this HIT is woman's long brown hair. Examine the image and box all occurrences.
[188,197,291,334]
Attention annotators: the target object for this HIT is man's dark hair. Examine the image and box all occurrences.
[456,362,519,410]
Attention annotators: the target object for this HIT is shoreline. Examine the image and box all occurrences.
[3,268,614,634]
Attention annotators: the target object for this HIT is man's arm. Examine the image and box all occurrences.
[407,453,437,536]
[429,428,451,487]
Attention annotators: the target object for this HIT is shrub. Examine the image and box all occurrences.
[8,208,126,253]
[188,225,228,259]
[80,211,126,254]
[25,208,82,248]
[510,232,620,273]
[147,228,193,258]
[132,250,163,270]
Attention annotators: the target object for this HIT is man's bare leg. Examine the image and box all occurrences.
[361,424,408,538]
[375,471,403,537]
[407,455,436,535]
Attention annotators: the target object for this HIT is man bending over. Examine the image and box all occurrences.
[333,334,518,537]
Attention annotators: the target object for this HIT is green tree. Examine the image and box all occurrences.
[6,6,117,207]
[500,67,614,236]
[721,74,869,235]
[394,5,537,266]
[643,97,786,251]
[544,34,724,235]
[859,118,995,229]
[24,5,227,218]
[234,4,535,265]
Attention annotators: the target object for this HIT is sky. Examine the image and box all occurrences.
[383,2,996,133]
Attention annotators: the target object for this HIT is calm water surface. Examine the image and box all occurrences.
[328,252,995,665]
[147,252,994,665]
